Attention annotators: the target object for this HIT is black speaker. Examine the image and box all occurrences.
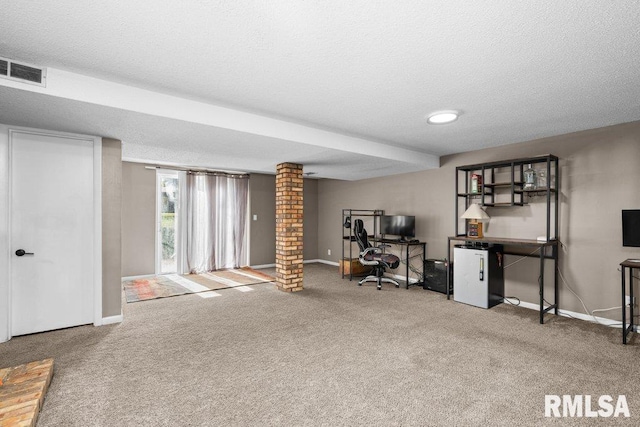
[423,259,450,294]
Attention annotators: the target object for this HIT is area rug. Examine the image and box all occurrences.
[182,267,276,290]
[123,267,275,303]
[123,276,193,303]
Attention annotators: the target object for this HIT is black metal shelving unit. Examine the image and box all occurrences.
[341,209,384,281]
[454,154,559,241]
[449,154,561,324]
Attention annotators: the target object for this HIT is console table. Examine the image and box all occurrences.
[620,259,640,344]
[372,238,426,288]
[447,236,559,324]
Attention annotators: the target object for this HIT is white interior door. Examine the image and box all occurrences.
[10,131,95,336]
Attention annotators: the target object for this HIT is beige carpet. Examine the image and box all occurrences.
[0,264,638,426]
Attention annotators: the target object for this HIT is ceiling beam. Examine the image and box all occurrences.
[0,68,439,168]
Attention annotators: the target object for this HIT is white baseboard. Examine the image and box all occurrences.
[310,259,339,266]
[389,272,420,284]
[252,260,340,268]
[121,274,155,281]
[250,263,276,269]
[102,314,123,325]
[515,300,622,328]
[315,261,417,282]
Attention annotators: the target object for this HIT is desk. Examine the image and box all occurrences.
[372,238,426,288]
[620,259,640,344]
[447,236,559,324]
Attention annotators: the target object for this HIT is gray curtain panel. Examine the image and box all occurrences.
[184,172,249,273]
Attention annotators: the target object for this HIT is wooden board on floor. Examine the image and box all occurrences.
[0,358,54,427]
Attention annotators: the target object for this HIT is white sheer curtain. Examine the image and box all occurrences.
[180,172,249,273]
[176,171,189,274]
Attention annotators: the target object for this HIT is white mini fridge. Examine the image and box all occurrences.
[453,245,504,309]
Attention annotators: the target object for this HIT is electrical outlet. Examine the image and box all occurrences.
[625,295,636,306]
[327,249,331,256]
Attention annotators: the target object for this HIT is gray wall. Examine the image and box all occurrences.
[249,174,277,265]
[318,121,640,318]
[249,173,319,265]
[304,178,319,260]
[121,162,156,276]
[102,138,122,317]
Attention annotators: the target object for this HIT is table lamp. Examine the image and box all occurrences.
[461,203,490,238]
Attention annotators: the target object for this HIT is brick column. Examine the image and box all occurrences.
[275,162,303,292]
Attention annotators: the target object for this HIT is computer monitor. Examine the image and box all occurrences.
[622,210,640,247]
[380,215,415,239]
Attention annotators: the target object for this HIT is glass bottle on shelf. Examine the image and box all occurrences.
[537,169,547,189]
[523,164,537,190]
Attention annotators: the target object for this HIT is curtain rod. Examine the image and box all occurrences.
[144,165,249,178]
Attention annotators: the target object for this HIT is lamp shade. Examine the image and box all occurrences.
[461,203,490,220]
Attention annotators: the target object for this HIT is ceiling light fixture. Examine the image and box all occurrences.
[427,110,459,125]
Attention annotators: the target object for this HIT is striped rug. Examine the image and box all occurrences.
[123,267,275,303]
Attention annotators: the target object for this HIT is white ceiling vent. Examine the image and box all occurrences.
[0,56,46,87]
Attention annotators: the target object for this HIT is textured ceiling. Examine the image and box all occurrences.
[1,1,640,179]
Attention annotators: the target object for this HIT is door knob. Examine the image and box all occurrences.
[15,249,34,256]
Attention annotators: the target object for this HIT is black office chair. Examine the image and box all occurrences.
[353,219,401,290]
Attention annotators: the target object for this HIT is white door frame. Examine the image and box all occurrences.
[155,169,179,274]
[1,125,102,342]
